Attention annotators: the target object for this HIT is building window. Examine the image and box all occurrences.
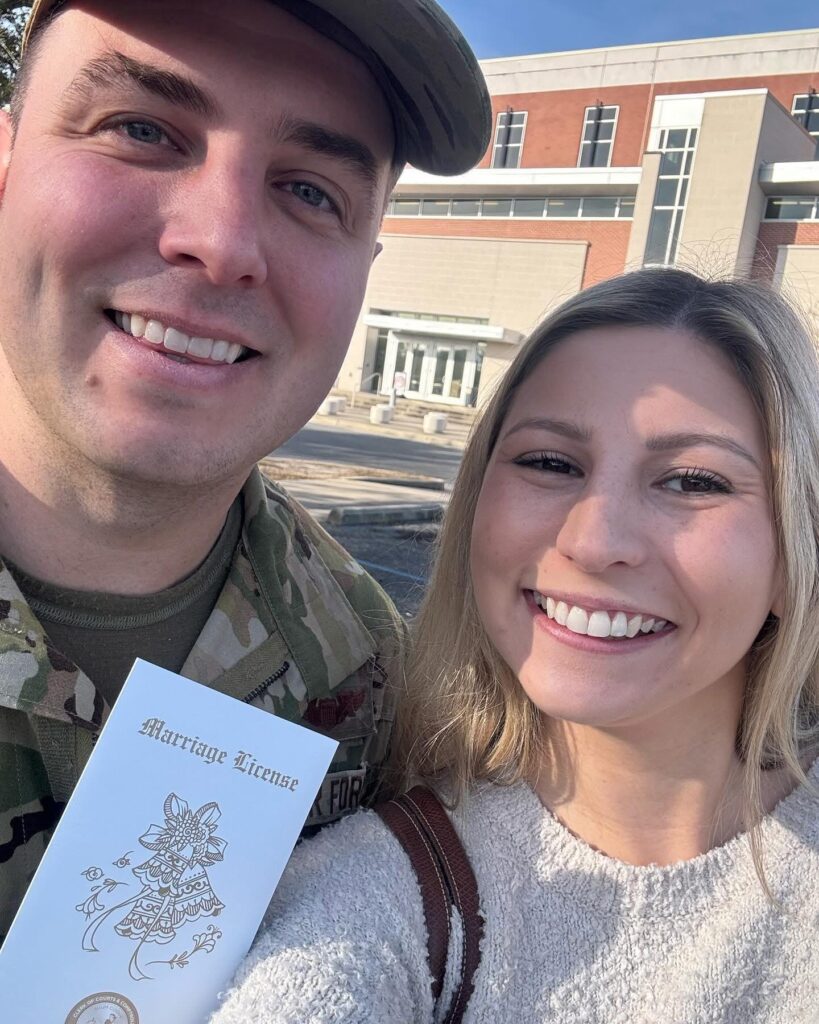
[481,198,514,217]
[644,127,698,267]
[792,93,819,137]
[451,199,481,216]
[578,105,619,168]
[764,196,819,221]
[386,195,635,220]
[391,199,421,216]
[491,110,527,169]
[420,199,451,217]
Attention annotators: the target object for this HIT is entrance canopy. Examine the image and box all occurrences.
[364,313,522,406]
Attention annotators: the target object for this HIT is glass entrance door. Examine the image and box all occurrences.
[428,345,473,404]
[447,348,469,402]
[383,335,481,405]
[405,342,428,396]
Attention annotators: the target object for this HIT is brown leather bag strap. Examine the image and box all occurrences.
[374,785,483,1024]
[373,790,451,1002]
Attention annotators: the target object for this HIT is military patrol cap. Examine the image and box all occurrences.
[23,0,492,176]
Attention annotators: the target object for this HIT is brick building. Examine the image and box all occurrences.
[337,28,819,407]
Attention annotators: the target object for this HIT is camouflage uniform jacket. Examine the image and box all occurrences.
[0,469,405,942]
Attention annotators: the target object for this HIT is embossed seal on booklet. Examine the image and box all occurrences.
[0,660,338,1022]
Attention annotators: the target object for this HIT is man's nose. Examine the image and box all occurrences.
[555,488,646,573]
[158,157,268,287]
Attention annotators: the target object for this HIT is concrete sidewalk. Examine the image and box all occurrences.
[309,403,472,449]
[282,476,451,523]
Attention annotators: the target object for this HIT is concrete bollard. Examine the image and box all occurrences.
[318,398,342,415]
[423,412,448,434]
[370,404,394,425]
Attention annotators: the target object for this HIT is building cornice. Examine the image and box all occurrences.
[759,161,819,194]
[480,28,819,95]
[395,166,642,197]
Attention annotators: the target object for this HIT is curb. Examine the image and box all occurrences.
[327,503,444,526]
[354,476,447,491]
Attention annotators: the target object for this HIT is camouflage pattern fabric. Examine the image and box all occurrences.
[0,468,405,943]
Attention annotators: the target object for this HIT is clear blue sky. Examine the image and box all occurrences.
[438,0,818,59]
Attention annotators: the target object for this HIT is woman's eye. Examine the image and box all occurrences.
[282,181,337,214]
[515,452,580,475]
[661,469,732,495]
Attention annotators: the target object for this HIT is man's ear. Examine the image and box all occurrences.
[373,241,384,262]
[0,110,13,203]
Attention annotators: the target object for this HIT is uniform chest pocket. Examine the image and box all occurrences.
[302,664,377,743]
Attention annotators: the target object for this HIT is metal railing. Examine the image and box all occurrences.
[351,372,381,409]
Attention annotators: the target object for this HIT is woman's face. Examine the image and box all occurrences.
[470,326,781,731]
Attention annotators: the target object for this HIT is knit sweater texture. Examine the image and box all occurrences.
[211,761,819,1024]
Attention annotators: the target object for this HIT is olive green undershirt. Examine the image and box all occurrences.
[6,498,243,707]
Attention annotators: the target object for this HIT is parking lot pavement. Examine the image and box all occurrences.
[266,460,444,619]
[282,477,448,522]
[325,522,438,620]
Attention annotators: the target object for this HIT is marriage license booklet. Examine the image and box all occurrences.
[0,659,338,1023]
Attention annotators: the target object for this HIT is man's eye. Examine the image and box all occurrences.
[514,451,580,475]
[118,120,171,146]
[283,181,337,213]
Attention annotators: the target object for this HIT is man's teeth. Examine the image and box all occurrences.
[532,592,669,639]
[112,311,245,364]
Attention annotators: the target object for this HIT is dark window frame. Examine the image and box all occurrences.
[491,109,528,169]
[578,105,619,169]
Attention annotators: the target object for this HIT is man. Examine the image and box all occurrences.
[0,0,490,941]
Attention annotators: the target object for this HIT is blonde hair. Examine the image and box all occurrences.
[396,268,819,837]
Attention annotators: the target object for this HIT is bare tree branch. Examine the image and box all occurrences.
[0,2,30,106]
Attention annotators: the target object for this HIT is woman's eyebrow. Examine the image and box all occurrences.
[501,420,761,469]
[501,417,592,443]
[645,432,761,469]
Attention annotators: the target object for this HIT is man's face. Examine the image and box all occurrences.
[0,0,395,487]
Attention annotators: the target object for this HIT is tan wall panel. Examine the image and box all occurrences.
[676,93,767,275]
[336,318,374,393]
[674,92,814,276]
[754,222,819,281]
[382,218,630,288]
[736,96,817,274]
[337,236,588,395]
[625,151,661,269]
[361,235,588,334]
[774,245,819,336]
[478,351,514,406]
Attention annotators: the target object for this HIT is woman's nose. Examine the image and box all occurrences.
[555,489,647,573]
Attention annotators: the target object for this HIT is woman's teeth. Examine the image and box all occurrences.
[533,593,669,639]
[111,310,246,365]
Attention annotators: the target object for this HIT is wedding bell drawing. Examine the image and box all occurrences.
[78,792,228,981]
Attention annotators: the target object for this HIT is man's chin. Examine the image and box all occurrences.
[80,436,258,492]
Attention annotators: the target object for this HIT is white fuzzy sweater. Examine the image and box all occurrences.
[211,763,819,1024]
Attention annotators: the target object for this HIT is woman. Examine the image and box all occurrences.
[211,269,819,1023]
